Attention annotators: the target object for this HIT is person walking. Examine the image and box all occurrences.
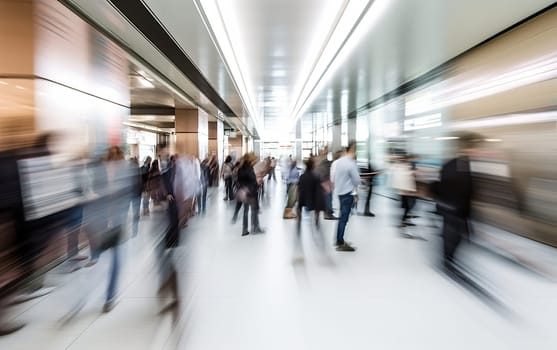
[331,142,361,251]
[221,155,234,200]
[432,133,480,273]
[283,160,300,219]
[236,153,264,236]
[140,156,152,215]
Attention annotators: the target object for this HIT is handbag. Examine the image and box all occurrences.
[236,187,248,203]
[97,225,123,252]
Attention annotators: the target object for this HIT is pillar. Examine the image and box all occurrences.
[175,108,208,158]
[0,0,129,154]
[295,119,302,161]
[208,121,218,158]
[347,116,357,143]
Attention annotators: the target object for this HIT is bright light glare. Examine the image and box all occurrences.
[290,0,391,124]
[195,0,262,137]
[0,81,8,85]
[450,111,557,130]
[138,77,155,89]
[406,53,557,116]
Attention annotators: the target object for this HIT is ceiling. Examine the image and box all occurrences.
[192,0,555,139]
[64,0,555,141]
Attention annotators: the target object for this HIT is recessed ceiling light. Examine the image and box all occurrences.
[0,81,7,85]
[16,85,25,90]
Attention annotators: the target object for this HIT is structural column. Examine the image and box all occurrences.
[208,121,218,158]
[295,119,302,161]
[175,108,208,158]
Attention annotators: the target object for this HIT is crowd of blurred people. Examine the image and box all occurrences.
[1,129,554,336]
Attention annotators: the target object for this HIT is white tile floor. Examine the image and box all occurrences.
[1,181,556,349]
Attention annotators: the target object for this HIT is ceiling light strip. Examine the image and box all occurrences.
[193,0,261,137]
[290,0,377,125]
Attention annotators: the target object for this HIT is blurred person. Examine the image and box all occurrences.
[129,157,142,237]
[236,153,264,236]
[360,162,382,217]
[221,155,234,201]
[147,159,165,209]
[82,145,132,312]
[331,142,361,251]
[254,156,269,201]
[317,147,338,220]
[155,152,181,314]
[283,160,300,219]
[198,158,210,215]
[390,155,418,227]
[140,156,152,215]
[231,159,245,223]
[432,133,482,273]
[297,157,326,232]
[268,156,277,182]
[210,154,219,187]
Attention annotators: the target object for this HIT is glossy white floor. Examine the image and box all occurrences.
[1,181,556,350]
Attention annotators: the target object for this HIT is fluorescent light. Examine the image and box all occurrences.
[0,81,7,85]
[194,0,262,137]
[485,138,502,142]
[290,0,391,124]
[405,53,557,116]
[16,85,25,90]
[450,111,557,129]
[137,76,154,89]
[403,113,442,131]
[436,136,459,141]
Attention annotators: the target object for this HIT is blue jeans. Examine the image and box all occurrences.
[326,192,333,215]
[198,186,208,213]
[131,196,141,237]
[336,193,354,245]
[106,245,120,303]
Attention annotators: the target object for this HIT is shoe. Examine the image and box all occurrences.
[102,299,117,313]
[84,259,98,268]
[69,254,88,262]
[231,217,237,224]
[402,221,416,226]
[336,243,356,252]
[253,227,265,234]
[324,215,338,220]
[242,231,250,236]
[283,208,297,219]
[0,322,25,336]
[363,212,375,217]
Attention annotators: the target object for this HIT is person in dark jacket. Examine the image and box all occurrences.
[140,156,152,215]
[154,155,181,313]
[432,133,481,272]
[236,153,264,236]
[297,157,326,231]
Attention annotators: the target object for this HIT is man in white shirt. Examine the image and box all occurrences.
[331,142,361,251]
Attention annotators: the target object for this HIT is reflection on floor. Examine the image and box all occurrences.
[1,181,556,350]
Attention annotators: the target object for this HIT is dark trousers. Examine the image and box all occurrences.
[442,215,467,266]
[242,198,260,233]
[130,195,141,237]
[233,201,243,220]
[66,206,84,257]
[198,186,208,214]
[401,195,416,222]
[364,184,373,214]
[336,193,354,245]
[268,168,276,182]
[225,177,233,200]
[326,192,333,215]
